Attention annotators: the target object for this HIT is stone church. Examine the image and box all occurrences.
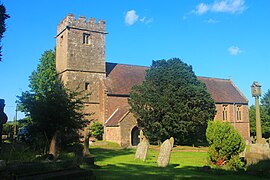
[56,14,250,147]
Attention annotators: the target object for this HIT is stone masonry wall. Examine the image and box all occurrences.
[120,112,137,147]
[214,104,250,141]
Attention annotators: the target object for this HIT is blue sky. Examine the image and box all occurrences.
[1,0,270,121]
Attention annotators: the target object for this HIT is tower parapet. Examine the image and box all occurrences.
[57,14,106,36]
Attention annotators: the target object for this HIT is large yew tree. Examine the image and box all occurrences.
[129,58,216,145]
[0,3,10,62]
[18,49,89,151]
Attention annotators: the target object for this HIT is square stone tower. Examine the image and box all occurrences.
[56,14,107,122]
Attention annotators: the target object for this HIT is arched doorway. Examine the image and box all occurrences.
[131,126,140,146]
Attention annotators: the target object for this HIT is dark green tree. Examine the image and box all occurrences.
[249,89,270,138]
[128,58,216,145]
[0,3,10,62]
[17,49,89,151]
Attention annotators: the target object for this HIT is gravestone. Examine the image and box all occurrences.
[157,139,172,167]
[134,138,149,161]
[169,137,174,148]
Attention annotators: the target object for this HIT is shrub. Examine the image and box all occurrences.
[90,122,104,140]
[206,120,245,170]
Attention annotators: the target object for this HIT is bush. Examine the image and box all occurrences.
[90,122,104,140]
[206,120,245,170]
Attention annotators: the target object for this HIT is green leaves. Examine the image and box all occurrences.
[17,49,89,150]
[206,120,245,169]
[129,58,216,145]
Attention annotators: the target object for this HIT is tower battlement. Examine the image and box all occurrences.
[57,14,106,35]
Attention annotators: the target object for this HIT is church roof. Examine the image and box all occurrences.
[105,62,147,95]
[105,62,248,104]
[198,76,248,104]
[105,106,130,127]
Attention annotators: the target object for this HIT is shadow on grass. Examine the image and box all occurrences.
[90,147,135,162]
[92,163,267,180]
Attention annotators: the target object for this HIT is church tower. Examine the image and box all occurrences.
[56,14,107,122]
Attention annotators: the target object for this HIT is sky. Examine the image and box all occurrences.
[0,0,270,121]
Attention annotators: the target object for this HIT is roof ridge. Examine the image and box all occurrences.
[198,76,230,81]
[106,61,149,68]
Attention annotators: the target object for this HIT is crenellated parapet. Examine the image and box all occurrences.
[57,14,106,36]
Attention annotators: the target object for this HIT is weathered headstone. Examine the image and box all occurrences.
[135,138,149,161]
[169,137,174,148]
[157,139,172,167]
[83,127,91,156]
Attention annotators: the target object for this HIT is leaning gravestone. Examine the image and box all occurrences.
[157,139,172,167]
[135,138,149,161]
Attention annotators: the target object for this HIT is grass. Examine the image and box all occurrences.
[89,142,268,180]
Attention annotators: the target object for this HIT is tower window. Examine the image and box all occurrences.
[236,105,242,121]
[85,82,90,90]
[222,105,228,121]
[83,33,90,44]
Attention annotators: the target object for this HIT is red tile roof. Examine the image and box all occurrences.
[105,105,130,127]
[105,62,248,104]
[198,76,248,104]
[105,62,147,95]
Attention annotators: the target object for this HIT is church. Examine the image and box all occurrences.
[55,14,250,147]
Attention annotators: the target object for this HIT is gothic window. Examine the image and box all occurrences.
[222,105,228,121]
[236,105,242,121]
[83,33,90,44]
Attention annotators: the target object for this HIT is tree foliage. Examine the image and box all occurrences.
[206,120,245,170]
[128,58,216,145]
[90,122,104,140]
[17,49,89,151]
[0,3,10,62]
[249,89,270,138]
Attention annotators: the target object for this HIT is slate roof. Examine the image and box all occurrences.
[198,76,248,104]
[105,105,130,127]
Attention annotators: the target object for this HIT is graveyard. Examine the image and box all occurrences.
[1,1,270,179]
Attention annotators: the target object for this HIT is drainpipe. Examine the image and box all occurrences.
[233,103,236,128]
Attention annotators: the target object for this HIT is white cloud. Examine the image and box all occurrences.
[196,3,210,15]
[193,0,246,15]
[228,46,242,56]
[206,18,219,24]
[125,10,139,25]
[140,17,153,25]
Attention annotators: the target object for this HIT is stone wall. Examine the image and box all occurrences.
[56,14,107,124]
[214,104,250,141]
[105,127,121,144]
[120,112,137,147]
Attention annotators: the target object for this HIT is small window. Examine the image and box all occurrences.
[85,82,90,90]
[83,33,90,44]
[222,105,228,121]
[236,105,242,121]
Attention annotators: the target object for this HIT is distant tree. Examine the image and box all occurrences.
[17,49,89,152]
[206,120,245,170]
[249,89,270,138]
[90,122,104,140]
[0,3,10,62]
[128,58,216,145]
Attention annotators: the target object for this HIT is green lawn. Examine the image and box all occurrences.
[89,142,267,180]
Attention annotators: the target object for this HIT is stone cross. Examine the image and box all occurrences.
[139,130,145,142]
[135,138,149,161]
[157,139,172,167]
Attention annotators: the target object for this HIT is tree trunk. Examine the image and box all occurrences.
[83,128,91,156]
[49,130,61,158]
